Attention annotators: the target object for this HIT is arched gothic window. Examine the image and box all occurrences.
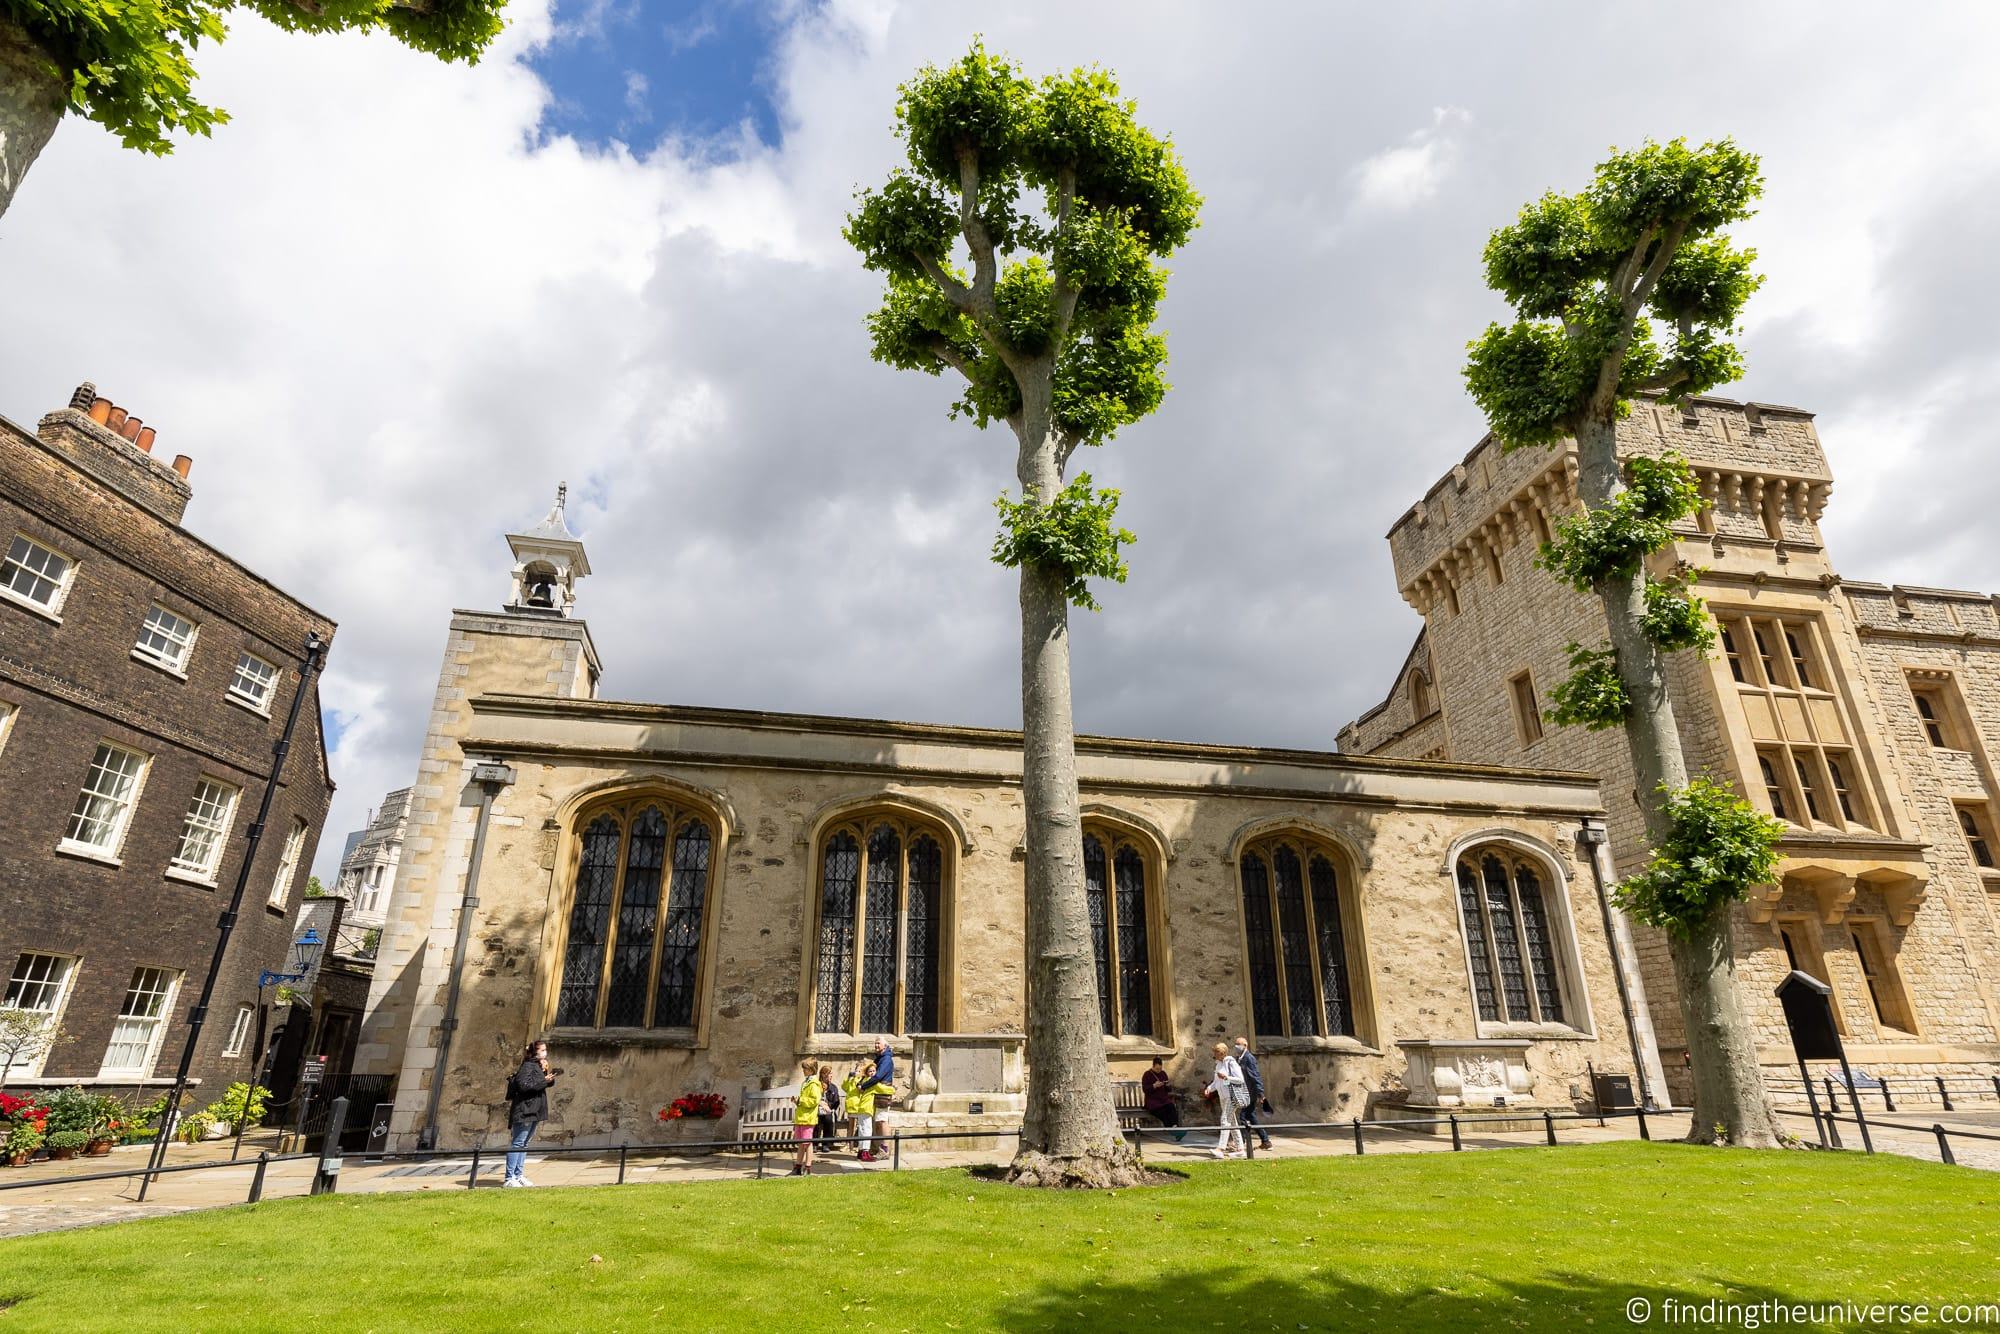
[1237,833,1362,1040]
[554,794,716,1031]
[812,814,950,1035]
[1082,825,1161,1038]
[1454,846,1568,1025]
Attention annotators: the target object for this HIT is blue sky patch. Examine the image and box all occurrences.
[530,0,790,151]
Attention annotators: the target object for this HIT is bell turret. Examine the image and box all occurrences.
[504,483,591,617]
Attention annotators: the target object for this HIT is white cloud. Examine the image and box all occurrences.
[2,2,1999,879]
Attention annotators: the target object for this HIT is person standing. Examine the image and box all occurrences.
[503,1040,558,1188]
[856,1036,894,1162]
[1205,1041,1247,1159]
[816,1062,844,1154]
[791,1062,823,1176]
[1141,1056,1184,1142]
[847,1060,875,1162]
[1233,1036,1274,1151]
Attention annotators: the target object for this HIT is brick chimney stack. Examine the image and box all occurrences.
[36,381,193,525]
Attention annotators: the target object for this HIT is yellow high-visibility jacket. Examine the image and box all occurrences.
[794,1077,822,1126]
[846,1075,873,1118]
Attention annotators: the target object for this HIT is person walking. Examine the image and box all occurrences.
[1233,1036,1274,1151]
[1141,1056,1185,1143]
[791,1061,823,1176]
[816,1062,844,1154]
[855,1036,894,1162]
[503,1040,558,1187]
[1204,1041,1248,1159]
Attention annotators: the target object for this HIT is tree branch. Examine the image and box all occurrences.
[927,337,978,385]
[1590,220,1688,419]
[914,252,977,315]
[1055,426,1083,472]
[1050,166,1081,345]
[957,145,998,317]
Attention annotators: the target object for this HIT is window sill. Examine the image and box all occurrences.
[1475,1022,1593,1042]
[0,585,64,625]
[1102,1035,1179,1058]
[0,1075,197,1088]
[54,840,122,868]
[165,866,219,889]
[225,692,274,720]
[802,1034,914,1059]
[545,1027,702,1051]
[130,648,190,680]
[1254,1036,1381,1057]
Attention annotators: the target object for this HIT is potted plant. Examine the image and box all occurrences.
[204,1083,271,1136]
[5,1121,44,1166]
[176,1111,216,1146]
[44,1129,88,1161]
[657,1091,726,1141]
[44,1086,96,1143]
[85,1092,125,1155]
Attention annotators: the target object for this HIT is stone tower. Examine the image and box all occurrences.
[354,486,601,1147]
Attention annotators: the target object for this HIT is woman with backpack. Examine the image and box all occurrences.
[815,1062,844,1154]
[503,1040,558,1187]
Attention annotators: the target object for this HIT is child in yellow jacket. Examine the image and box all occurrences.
[841,1069,863,1153]
[848,1059,878,1159]
[791,1063,822,1176]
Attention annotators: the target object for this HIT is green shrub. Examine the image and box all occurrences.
[205,1083,272,1134]
[176,1111,217,1145]
[43,1087,98,1135]
[5,1122,44,1157]
[44,1129,90,1151]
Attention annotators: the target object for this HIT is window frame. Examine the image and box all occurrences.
[132,603,200,676]
[1906,676,1969,753]
[1717,611,1874,832]
[1954,803,1997,873]
[222,1004,256,1058]
[1847,918,1918,1037]
[228,651,280,715]
[3,951,81,1079]
[549,791,723,1037]
[1080,820,1170,1042]
[0,700,15,759]
[98,967,182,1078]
[1233,830,1372,1047]
[1453,844,1582,1032]
[1773,916,1845,1036]
[168,777,241,884]
[58,741,151,863]
[1507,669,1544,748]
[806,810,955,1039]
[268,818,307,909]
[0,532,77,620]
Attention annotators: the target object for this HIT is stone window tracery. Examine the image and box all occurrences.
[1237,832,1361,1041]
[555,793,716,1031]
[1719,612,1874,832]
[1454,845,1571,1026]
[811,813,949,1036]
[1082,824,1163,1038]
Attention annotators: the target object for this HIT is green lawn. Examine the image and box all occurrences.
[1,1143,1992,1331]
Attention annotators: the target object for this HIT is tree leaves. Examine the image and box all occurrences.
[991,473,1136,612]
[1545,642,1630,731]
[9,0,505,153]
[1614,780,1785,936]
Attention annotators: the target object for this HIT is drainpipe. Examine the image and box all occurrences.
[417,760,516,1150]
[1578,817,1665,1111]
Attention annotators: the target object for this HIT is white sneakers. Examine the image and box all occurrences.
[502,1176,534,1188]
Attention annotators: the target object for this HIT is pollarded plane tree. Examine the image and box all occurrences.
[845,45,1198,1188]
[1465,139,1785,1147]
[0,0,507,220]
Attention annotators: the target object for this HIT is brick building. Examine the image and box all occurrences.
[1341,395,2000,1099]
[0,383,337,1103]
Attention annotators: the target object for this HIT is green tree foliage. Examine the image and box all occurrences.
[1544,642,1628,731]
[845,42,1198,605]
[4,0,506,153]
[1465,139,1763,449]
[1615,780,1785,936]
[992,473,1134,611]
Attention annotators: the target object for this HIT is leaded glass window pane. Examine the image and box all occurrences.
[815,831,860,1032]
[1114,845,1152,1037]
[859,826,902,1034]
[1484,854,1530,1021]
[1457,859,1500,1021]
[603,808,665,1026]
[905,835,942,1033]
[1514,863,1564,1023]
[1083,835,1113,1033]
[1273,846,1318,1036]
[654,819,711,1028]
[557,815,621,1026]
[1240,852,1283,1035]
[1309,854,1354,1037]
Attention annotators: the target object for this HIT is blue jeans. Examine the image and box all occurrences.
[505,1120,537,1180]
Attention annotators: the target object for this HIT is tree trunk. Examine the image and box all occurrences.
[1005,387,1147,1189]
[1575,414,1780,1149]
[0,18,65,224]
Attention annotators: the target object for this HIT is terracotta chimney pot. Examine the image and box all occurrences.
[105,406,128,432]
[87,397,113,425]
[120,417,143,442]
[135,426,157,453]
[171,454,193,480]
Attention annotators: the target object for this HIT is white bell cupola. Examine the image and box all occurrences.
[504,483,591,617]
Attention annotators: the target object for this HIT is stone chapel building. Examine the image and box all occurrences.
[1340,395,2000,1101]
[355,491,1662,1150]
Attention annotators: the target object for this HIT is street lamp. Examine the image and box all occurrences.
[230,927,326,1161]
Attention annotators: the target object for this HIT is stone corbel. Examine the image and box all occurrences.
[1796,871,1856,925]
[1864,870,1929,928]
[1743,881,1784,924]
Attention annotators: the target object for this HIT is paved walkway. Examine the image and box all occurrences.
[3,1107,1994,1240]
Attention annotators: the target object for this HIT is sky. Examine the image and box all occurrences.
[3,1,1999,878]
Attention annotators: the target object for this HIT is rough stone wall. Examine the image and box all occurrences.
[353,610,598,1140]
[409,751,1638,1150]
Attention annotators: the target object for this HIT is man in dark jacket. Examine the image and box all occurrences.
[504,1040,557,1187]
[1233,1036,1273,1150]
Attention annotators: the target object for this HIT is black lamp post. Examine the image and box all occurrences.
[230,927,324,1161]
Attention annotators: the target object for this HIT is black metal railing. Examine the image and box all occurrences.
[1765,1071,2000,1114]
